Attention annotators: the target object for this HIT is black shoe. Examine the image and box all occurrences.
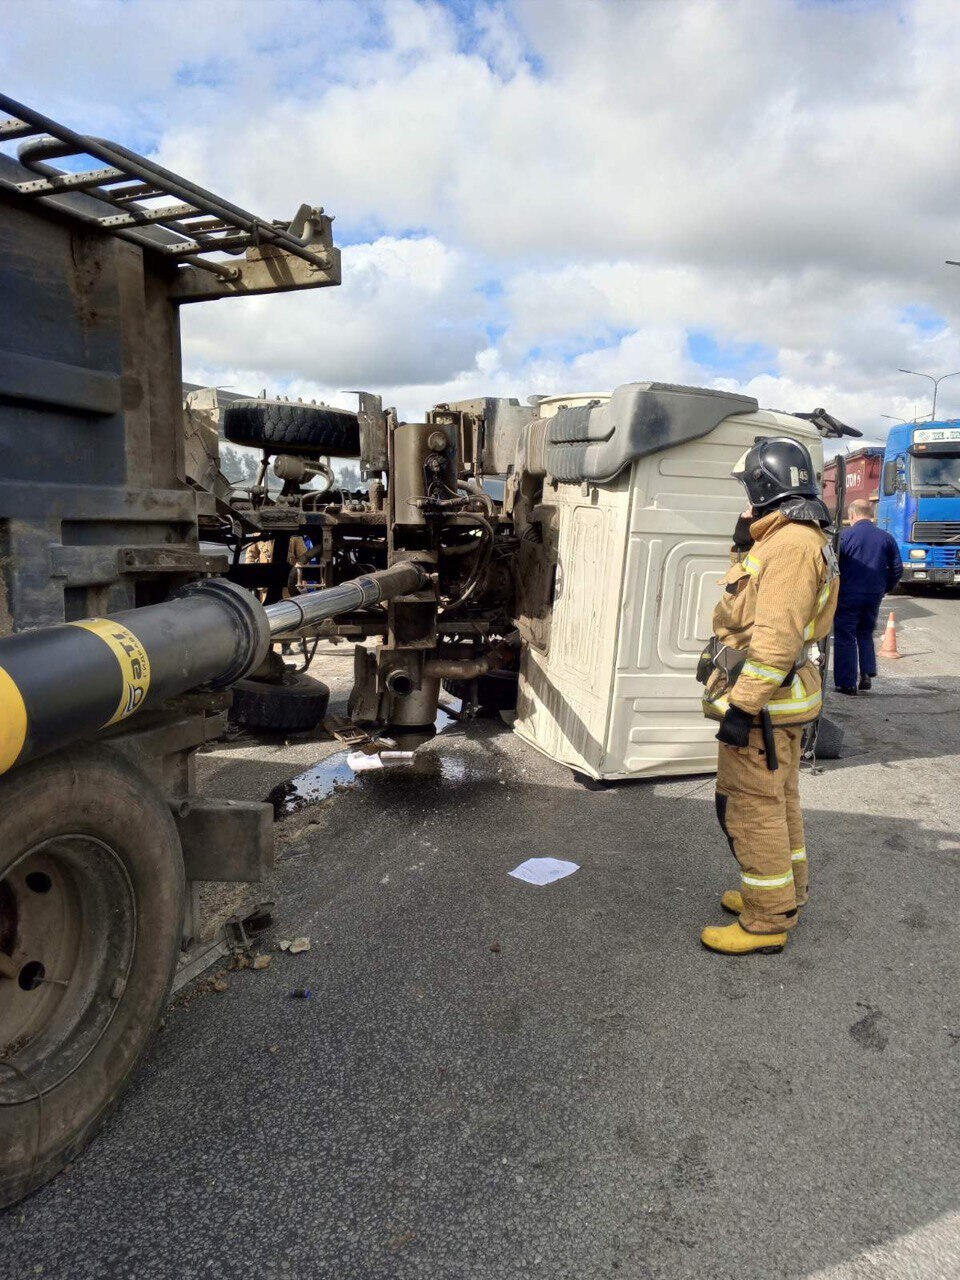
[835,686,858,696]
[858,675,873,691]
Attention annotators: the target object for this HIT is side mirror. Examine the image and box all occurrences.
[882,460,898,496]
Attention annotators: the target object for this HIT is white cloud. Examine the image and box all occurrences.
[182,234,490,391]
[4,0,960,434]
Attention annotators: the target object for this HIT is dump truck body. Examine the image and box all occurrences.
[0,95,341,1207]
[822,447,883,522]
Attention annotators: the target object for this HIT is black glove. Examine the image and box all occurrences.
[732,514,755,553]
[716,704,753,747]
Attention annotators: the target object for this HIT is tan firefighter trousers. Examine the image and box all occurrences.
[715,725,808,933]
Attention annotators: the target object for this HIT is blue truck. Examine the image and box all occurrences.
[876,419,960,587]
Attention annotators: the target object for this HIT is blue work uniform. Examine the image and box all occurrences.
[833,520,902,689]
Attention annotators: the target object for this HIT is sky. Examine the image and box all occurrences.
[4,0,960,442]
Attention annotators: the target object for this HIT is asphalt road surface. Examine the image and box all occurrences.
[4,593,960,1279]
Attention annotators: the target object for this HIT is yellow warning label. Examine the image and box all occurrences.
[0,665,28,774]
[71,619,152,726]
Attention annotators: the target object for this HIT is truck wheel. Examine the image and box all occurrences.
[229,671,330,732]
[223,398,360,456]
[807,715,843,761]
[0,745,184,1207]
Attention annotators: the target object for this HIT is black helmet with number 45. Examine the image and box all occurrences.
[732,436,819,508]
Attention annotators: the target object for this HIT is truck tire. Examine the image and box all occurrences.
[0,745,184,1208]
[812,714,844,760]
[229,671,330,732]
[223,398,361,456]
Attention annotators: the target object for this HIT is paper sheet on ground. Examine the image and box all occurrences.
[509,857,579,885]
[347,750,415,772]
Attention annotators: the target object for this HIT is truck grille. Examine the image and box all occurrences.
[924,548,960,568]
[911,521,960,544]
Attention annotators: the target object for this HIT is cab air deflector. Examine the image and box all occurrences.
[544,382,758,483]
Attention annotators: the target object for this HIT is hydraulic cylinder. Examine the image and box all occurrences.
[0,563,426,776]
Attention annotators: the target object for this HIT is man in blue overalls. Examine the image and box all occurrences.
[833,499,902,694]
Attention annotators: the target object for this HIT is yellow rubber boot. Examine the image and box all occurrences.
[722,890,806,915]
[700,921,788,955]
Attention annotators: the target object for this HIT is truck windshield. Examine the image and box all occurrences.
[910,453,960,494]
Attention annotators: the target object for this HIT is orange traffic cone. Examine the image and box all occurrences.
[878,611,902,659]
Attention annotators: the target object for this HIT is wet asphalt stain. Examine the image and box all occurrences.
[267,750,355,817]
[849,1007,888,1052]
[668,1133,714,1193]
[266,709,463,818]
[901,905,929,931]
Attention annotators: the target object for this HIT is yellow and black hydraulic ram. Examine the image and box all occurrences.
[0,561,426,777]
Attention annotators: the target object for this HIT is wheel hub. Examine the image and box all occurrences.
[0,837,136,1105]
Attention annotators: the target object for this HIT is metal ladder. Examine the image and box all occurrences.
[0,92,328,283]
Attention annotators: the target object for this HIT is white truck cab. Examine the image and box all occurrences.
[503,386,824,779]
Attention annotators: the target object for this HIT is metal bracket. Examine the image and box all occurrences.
[170,797,274,882]
[355,391,390,473]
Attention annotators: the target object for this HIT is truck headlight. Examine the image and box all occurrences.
[909,549,927,560]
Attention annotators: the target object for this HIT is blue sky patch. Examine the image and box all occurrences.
[176,58,231,90]
[336,221,433,247]
[520,326,634,367]
[442,0,546,77]
[686,329,779,379]
[899,304,947,334]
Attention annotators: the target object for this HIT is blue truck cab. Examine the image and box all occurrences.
[877,419,960,586]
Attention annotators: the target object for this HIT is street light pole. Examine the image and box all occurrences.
[897,368,960,420]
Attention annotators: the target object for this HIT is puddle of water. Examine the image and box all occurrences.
[267,752,356,817]
[267,702,471,818]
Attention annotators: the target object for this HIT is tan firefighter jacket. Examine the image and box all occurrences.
[243,536,309,600]
[702,509,839,727]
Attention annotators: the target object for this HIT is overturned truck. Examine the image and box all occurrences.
[0,95,834,1204]
[205,386,831,777]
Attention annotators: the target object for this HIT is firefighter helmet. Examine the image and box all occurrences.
[732,437,819,508]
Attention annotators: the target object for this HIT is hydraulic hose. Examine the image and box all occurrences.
[0,562,426,777]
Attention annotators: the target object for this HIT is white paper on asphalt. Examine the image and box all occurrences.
[508,857,580,885]
[347,749,415,772]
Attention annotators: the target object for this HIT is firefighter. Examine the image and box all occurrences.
[243,535,310,599]
[698,437,839,956]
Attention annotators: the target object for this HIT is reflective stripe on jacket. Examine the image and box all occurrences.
[702,510,839,726]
